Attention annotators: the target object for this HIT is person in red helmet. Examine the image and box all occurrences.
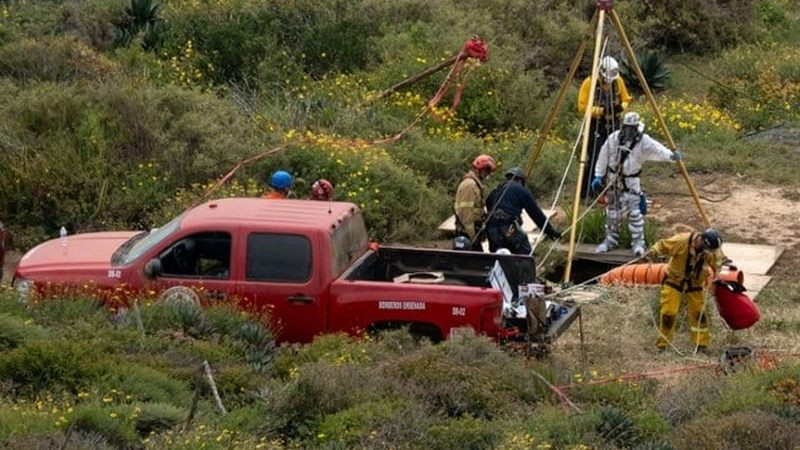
[454,154,496,251]
[310,179,335,201]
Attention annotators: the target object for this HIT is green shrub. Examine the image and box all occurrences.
[521,405,600,448]
[0,313,47,350]
[423,414,499,450]
[571,380,656,412]
[212,365,264,409]
[570,207,661,246]
[672,410,800,450]
[615,0,759,54]
[0,36,117,82]
[389,334,543,419]
[0,82,258,237]
[0,403,59,441]
[316,400,408,447]
[709,44,800,130]
[103,364,191,407]
[69,404,138,448]
[133,402,184,435]
[0,340,108,395]
[218,402,271,435]
[655,372,725,425]
[28,298,107,328]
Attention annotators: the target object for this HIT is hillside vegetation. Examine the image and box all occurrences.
[1,0,800,448]
[0,0,798,247]
[1,291,799,449]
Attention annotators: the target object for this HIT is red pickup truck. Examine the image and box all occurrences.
[13,198,536,343]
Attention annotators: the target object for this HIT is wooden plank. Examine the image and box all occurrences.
[721,243,784,276]
[438,210,556,233]
[741,273,772,300]
[552,242,635,265]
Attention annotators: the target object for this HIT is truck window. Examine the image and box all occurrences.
[121,214,183,265]
[246,234,312,282]
[331,210,368,278]
[159,232,231,279]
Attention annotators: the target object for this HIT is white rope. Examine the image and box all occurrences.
[530,36,612,269]
[528,115,586,255]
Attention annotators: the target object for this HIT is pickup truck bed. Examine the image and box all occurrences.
[344,246,535,293]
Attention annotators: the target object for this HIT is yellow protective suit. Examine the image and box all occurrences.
[649,232,724,348]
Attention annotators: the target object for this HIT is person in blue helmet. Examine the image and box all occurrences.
[484,167,561,255]
[263,170,293,199]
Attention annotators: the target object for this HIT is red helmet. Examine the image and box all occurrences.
[472,154,497,172]
[311,179,335,201]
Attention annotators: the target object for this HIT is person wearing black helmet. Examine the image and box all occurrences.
[484,167,561,255]
[648,228,729,353]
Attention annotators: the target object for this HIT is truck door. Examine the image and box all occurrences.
[238,232,326,343]
[151,231,237,304]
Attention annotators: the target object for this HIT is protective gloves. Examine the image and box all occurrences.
[590,176,603,193]
[670,150,683,161]
[592,106,604,117]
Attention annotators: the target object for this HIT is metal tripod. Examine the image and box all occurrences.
[520,0,713,282]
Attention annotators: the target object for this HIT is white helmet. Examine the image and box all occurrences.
[622,111,645,133]
[599,56,619,83]
[495,248,512,255]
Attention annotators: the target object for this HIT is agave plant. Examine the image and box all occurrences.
[235,322,277,372]
[115,0,162,48]
[126,0,160,30]
[621,49,671,94]
[597,406,639,448]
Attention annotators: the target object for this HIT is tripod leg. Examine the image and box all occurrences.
[524,10,599,176]
[565,9,607,282]
[609,10,711,228]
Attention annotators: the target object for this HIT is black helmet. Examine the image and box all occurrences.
[701,229,722,250]
[504,166,526,181]
[452,236,471,251]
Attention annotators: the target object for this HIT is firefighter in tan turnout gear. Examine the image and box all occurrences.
[592,112,682,257]
[649,229,726,351]
[454,154,496,251]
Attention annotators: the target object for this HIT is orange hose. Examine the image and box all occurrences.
[600,264,744,287]
[600,263,667,286]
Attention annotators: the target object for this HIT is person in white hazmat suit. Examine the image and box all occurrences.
[591,112,682,257]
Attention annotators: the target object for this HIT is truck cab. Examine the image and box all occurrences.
[14,198,534,343]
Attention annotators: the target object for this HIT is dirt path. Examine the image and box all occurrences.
[648,174,800,250]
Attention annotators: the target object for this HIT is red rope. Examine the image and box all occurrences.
[192,38,489,204]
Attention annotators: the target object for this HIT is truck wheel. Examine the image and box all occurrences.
[158,286,201,308]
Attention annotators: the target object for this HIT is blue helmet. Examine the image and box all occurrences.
[270,170,293,190]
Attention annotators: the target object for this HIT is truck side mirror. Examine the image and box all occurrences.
[144,258,161,279]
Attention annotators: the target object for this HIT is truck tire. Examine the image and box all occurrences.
[158,286,201,308]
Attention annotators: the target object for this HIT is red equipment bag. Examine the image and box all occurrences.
[714,280,760,330]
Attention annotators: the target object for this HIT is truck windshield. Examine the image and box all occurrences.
[331,210,369,278]
[116,214,183,265]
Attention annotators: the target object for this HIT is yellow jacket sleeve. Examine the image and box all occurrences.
[650,233,686,258]
[578,78,591,114]
[578,77,606,118]
[454,178,482,238]
[616,77,632,111]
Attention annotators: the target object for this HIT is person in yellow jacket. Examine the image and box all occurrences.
[648,229,727,352]
[577,56,632,198]
[454,154,496,251]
